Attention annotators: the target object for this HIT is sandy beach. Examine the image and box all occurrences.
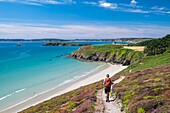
[0,63,127,113]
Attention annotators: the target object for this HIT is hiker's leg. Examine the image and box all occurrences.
[106,92,109,102]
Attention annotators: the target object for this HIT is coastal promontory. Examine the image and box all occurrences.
[69,45,144,66]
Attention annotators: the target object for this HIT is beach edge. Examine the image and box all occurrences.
[1,63,127,113]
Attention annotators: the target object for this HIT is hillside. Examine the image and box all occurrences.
[20,49,170,113]
[133,34,170,56]
[20,82,102,113]
[120,50,170,74]
[69,45,144,66]
[115,65,170,113]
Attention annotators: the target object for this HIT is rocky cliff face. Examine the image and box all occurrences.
[69,45,143,66]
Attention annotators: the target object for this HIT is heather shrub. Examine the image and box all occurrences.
[137,108,145,113]
[115,65,170,113]
[67,101,76,111]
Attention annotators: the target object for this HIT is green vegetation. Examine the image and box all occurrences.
[113,48,170,113]
[137,108,146,113]
[42,42,91,46]
[20,82,102,113]
[134,34,170,56]
[114,65,170,113]
[120,50,170,74]
[111,37,170,112]
[70,44,144,65]
[67,101,76,112]
[89,103,95,110]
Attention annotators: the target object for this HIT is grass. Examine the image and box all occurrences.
[72,44,144,65]
[137,108,146,113]
[119,49,170,74]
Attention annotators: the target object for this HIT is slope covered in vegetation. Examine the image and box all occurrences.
[134,34,170,56]
[112,50,170,113]
[20,82,102,113]
[120,50,170,74]
[70,45,144,66]
[115,65,170,113]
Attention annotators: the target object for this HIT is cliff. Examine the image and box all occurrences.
[42,42,92,46]
[69,45,144,66]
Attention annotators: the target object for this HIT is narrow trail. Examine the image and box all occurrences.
[95,76,125,113]
[102,76,125,113]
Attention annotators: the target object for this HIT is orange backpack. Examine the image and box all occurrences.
[105,77,111,87]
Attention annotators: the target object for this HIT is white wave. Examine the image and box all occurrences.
[0,88,25,101]
[15,88,25,93]
[73,64,105,79]
[58,79,74,86]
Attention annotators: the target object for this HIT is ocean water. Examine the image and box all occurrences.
[0,41,111,111]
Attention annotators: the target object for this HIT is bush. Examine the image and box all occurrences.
[137,108,146,113]
[67,102,76,111]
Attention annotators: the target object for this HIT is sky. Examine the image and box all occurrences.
[0,0,170,39]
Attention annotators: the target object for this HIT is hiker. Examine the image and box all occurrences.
[103,74,113,102]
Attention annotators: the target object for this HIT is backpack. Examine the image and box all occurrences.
[105,77,111,87]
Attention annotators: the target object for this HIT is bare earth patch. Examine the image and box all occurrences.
[123,46,145,51]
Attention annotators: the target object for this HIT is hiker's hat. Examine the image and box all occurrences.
[106,74,109,77]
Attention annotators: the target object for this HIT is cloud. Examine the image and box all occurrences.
[90,0,169,15]
[0,23,169,39]
[149,6,170,15]
[82,1,97,5]
[99,0,118,9]
[151,6,165,11]
[0,0,75,6]
[131,0,137,4]
[125,9,149,13]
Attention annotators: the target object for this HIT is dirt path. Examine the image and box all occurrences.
[95,76,125,113]
[123,46,145,51]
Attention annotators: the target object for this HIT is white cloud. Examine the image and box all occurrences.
[131,0,137,4]
[82,1,97,5]
[97,1,169,15]
[0,0,75,6]
[125,9,149,13]
[0,23,169,39]
[99,1,118,9]
[149,6,170,15]
[151,6,165,11]
[100,2,111,7]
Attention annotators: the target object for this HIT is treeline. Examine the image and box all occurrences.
[135,34,170,56]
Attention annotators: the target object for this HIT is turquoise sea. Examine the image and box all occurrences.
[0,41,112,110]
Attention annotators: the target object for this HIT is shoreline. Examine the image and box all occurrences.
[0,63,127,113]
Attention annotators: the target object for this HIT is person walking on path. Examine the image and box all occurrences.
[103,74,113,102]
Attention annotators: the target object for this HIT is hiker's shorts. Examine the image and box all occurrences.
[104,86,111,93]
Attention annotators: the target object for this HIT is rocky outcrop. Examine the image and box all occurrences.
[42,42,92,46]
[69,46,135,66]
